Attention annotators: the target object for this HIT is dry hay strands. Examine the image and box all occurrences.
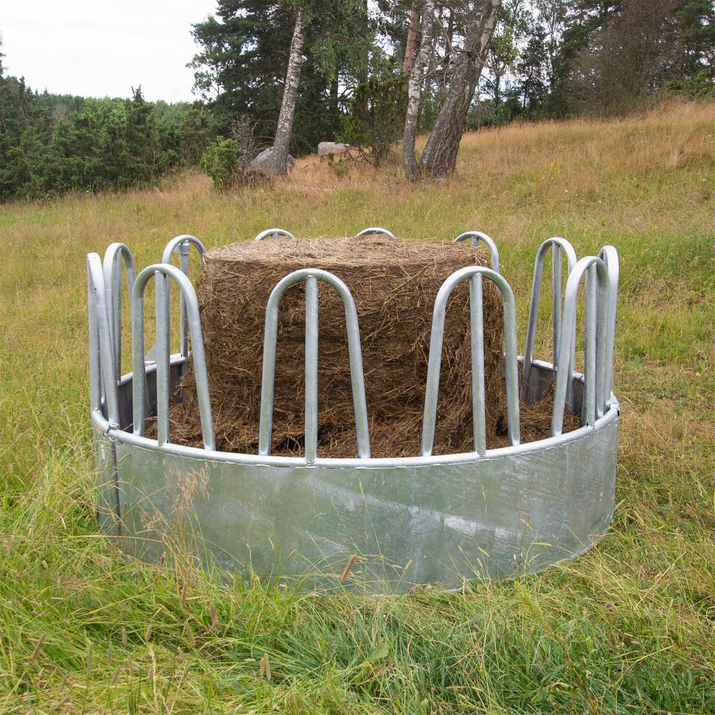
[167,235,507,458]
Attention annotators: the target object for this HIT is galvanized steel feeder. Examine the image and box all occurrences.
[87,228,620,593]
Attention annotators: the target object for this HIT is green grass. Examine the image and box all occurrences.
[1,99,715,713]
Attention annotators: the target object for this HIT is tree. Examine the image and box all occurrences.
[271,8,307,176]
[343,65,408,166]
[417,0,503,178]
[191,0,373,160]
[402,0,436,179]
[402,0,421,75]
[482,0,530,125]
[534,0,569,94]
[562,0,715,113]
[518,23,549,115]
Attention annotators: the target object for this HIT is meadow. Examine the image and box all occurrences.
[0,99,714,713]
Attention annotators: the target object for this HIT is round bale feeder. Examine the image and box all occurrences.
[87,229,620,593]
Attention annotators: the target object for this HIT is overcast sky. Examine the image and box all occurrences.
[1,0,219,103]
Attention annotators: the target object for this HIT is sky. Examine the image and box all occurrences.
[1,0,219,103]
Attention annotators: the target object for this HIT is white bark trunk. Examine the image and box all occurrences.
[402,0,436,180]
[271,10,306,178]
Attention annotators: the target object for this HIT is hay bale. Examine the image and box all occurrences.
[169,235,507,458]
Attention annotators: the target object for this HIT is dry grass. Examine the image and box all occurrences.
[0,99,714,713]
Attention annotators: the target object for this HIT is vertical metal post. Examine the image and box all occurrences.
[156,271,171,445]
[522,238,577,404]
[87,260,102,415]
[422,266,519,457]
[102,244,136,382]
[132,264,214,450]
[552,247,561,368]
[258,269,370,460]
[552,256,609,437]
[584,264,597,427]
[178,240,191,358]
[599,246,620,412]
[469,274,487,457]
[304,276,319,463]
[161,235,207,359]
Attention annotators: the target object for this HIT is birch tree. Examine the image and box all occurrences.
[271,8,307,177]
[402,0,436,179]
[402,0,421,76]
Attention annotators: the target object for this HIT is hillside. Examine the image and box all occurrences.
[0,100,714,713]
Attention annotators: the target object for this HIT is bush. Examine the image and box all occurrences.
[201,138,241,189]
[342,68,407,166]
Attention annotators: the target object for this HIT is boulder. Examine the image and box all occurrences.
[249,147,295,175]
[318,142,350,158]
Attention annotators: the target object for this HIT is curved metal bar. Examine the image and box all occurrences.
[132,264,214,450]
[102,243,136,381]
[552,256,609,437]
[162,235,207,359]
[453,231,500,273]
[258,268,370,461]
[598,246,619,410]
[254,228,296,241]
[87,253,120,428]
[355,227,396,239]
[161,234,207,267]
[421,266,520,457]
[522,238,578,400]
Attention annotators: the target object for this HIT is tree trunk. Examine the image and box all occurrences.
[402,0,436,180]
[402,0,421,76]
[443,7,454,86]
[271,10,306,178]
[419,0,502,178]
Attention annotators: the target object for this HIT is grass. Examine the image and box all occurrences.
[1,98,715,713]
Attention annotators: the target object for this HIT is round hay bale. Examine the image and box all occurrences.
[168,235,508,458]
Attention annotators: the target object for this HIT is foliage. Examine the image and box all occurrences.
[342,68,407,165]
[201,115,261,188]
[553,0,715,114]
[190,0,369,156]
[0,60,214,202]
[201,137,241,188]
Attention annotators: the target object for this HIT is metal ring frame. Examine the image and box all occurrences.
[422,267,520,457]
[161,235,207,359]
[88,231,619,461]
[522,238,578,404]
[87,230,620,589]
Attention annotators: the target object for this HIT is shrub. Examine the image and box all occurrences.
[201,138,241,189]
[342,68,407,166]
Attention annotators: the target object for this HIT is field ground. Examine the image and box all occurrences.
[1,100,715,713]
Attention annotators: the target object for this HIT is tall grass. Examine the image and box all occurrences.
[0,100,714,713]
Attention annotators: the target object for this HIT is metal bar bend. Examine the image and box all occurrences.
[453,232,500,273]
[258,268,370,461]
[421,266,520,457]
[551,256,610,437]
[522,238,578,401]
[255,228,296,241]
[131,264,215,450]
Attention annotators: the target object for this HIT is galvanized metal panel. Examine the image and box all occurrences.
[114,409,617,593]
